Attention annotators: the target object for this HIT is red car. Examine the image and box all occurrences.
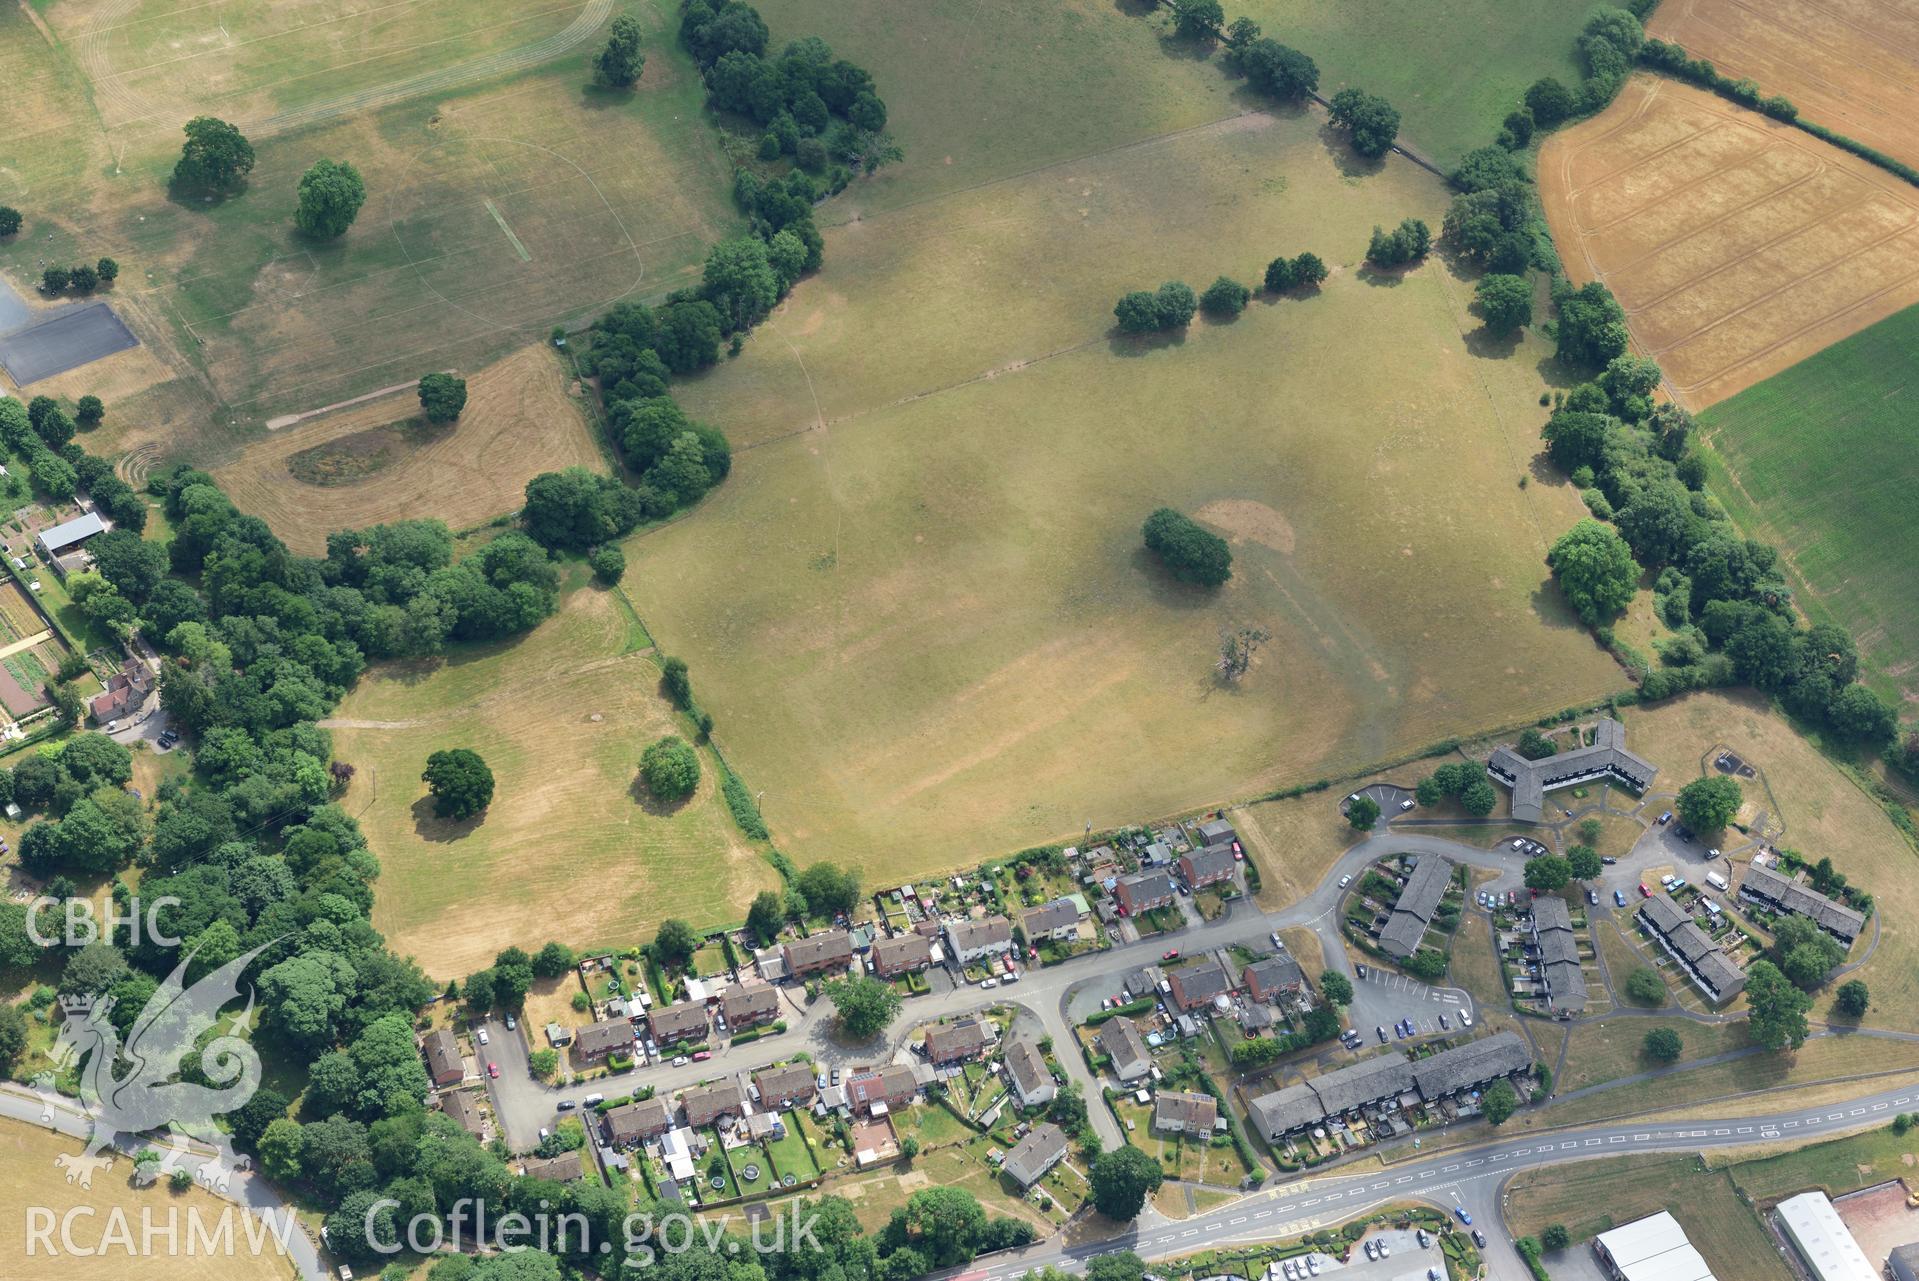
[1639,883,1652,898]
[1162,949,1180,961]
[486,1062,500,1079]
[692,1050,712,1062]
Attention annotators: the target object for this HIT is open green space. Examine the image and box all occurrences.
[1699,303,1919,707]
[638,96,1621,870]
[1721,1124,1919,1203]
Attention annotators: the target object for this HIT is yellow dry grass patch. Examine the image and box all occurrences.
[0,1119,296,1280]
[1621,690,1919,1028]
[1540,76,1919,409]
[331,584,778,978]
[215,343,605,553]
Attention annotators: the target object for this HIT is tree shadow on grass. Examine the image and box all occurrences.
[1465,324,1523,361]
[1107,326,1189,357]
[1317,123,1387,179]
[1112,0,1156,16]
[1129,546,1227,612]
[1156,31,1218,62]
[1354,263,1411,288]
[578,82,635,112]
[1529,578,1597,637]
[164,178,249,214]
[411,793,484,842]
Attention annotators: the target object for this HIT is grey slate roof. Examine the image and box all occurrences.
[682,1078,747,1127]
[577,1017,637,1058]
[872,932,933,975]
[1153,1089,1217,1131]
[605,1097,673,1144]
[946,915,1015,953]
[1098,1018,1151,1080]
[1378,854,1454,959]
[783,930,853,972]
[1530,897,1588,1015]
[1410,1031,1529,1098]
[1740,864,1866,943]
[1639,893,1746,1001]
[521,1151,585,1182]
[1486,717,1655,822]
[1001,1122,1069,1187]
[1197,818,1237,847]
[754,1062,818,1107]
[1167,959,1232,1010]
[1244,955,1305,998]
[1020,898,1080,937]
[1310,1052,1417,1116]
[1117,868,1175,909]
[37,511,107,554]
[1005,1037,1052,1101]
[649,1001,709,1044]
[925,1017,989,1063]
[1180,844,1238,885]
[423,1029,462,1081]
[1249,1082,1326,1137]
[1249,1033,1532,1135]
[722,983,780,1025]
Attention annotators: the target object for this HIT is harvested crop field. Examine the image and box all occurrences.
[1648,0,1919,174]
[330,579,778,977]
[634,104,1624,873]
[1539,76,1919,409]
[214,343,605,553]
[1695,304,1919,705]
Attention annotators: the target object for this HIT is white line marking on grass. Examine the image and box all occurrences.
[484,198,532,262]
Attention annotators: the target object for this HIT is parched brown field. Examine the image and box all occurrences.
[0,1120,297,1280]
[636,104,1625,873]
[214,343,604,552]
[1648,0,1919,174]
[1539,76,1919,409]
[332,582,779,978]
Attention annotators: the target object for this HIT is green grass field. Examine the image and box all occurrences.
[634,93,1622,871]
[331,576,779,978]
[1722,1125,1919,1203]
[1699,303,1919,707]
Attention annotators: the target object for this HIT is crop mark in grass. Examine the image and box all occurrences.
[483,197,532,262]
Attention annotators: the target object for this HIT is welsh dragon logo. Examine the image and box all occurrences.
[36,943,269,1192]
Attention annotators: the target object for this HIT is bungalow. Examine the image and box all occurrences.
[1098,1018,1152,1083]
[846,1064,919,1116]
[721,983,781,1030]
[1001,1122,1069,1189]
[682,1078,747,1129]
[1153,1089,1217,1135]
[1019,898,1081,944]
[1004,1037,1056,1108]
[1166,959,1232,1011]
[1178,844,1238,891]
[925,1017,990,1065]
[575,1018,637,1063]
[871,933,934,978]
[1115,868,1176,915]
[604,1097,674,1147]
[783,930,854,979]
[753,1063,818,1109]
[944,915,1015,964]
[520,1151,585,1183]
[1242,955,1305,1003]
[441,1090,485,1139]
[647,1002,709,1047]
[422,1029,463,1088]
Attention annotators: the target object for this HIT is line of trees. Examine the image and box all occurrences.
[38,258,118,295]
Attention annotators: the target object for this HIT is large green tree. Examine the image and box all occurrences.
[1674,775,1741,833]
[1642,1026,1682,1062]
[1089,1144,1163,1220]
[595,13,646,87]
[1482,1078,1518,1124]
[422,748,494,820]
[1328,89,1400,158]
[1548,518,1640,625]
[1474,273,1532,332]
[1745,959,1812,1050]
[899,1186,987,1266]
[294,159,367,238]
[417,372,468,424]
[640,735,701,801]
[1524,856,1572,892]
[173,117,255,192]
[825,974,901,1038]
[1142,508,1232,587]
[653,918,698,970]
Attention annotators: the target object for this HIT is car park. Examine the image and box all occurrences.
[1377,1025,1388,1043]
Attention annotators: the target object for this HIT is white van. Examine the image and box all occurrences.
[584,1092,604,1107]
[1705,871,1729,892]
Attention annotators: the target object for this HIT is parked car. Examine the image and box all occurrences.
[1355,964,1368,979]
[477,1029,490,1046]
[487,1062,500,1079]
[980,978,998,989]
[1472,1230,1488,1248]
[1587,889,1599,905]
[1176,883,1191,896]
[1339,874,1352,888]
[584,1093,603,1106]
[557,1100,576,1112]
[831,1067,841,1086]
[1162,949,1180,960]
[1639,883,1652,897]
[1659,811,1673,825]
[692,1050,711,1061]
[1376,1025,1389,1043]
[1459,1009,1472,1026]
[1399,799,1414,810]
[817,1072,829,1089]
[673,1055,690,1067]
[1602,856,1618,865]
[1378,1241,1389,1258]
[1707,847,1721,860]
[1363,1241,1377,1261]
[504,1014,517,1031]
[1614,889,1628,907]
[1417,1229,1431,1249]
[1271,932,1285,949]
[1438,1012,1450,1030]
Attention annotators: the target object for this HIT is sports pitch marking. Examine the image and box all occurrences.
[483,197,531,262]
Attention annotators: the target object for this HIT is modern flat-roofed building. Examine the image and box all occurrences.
[1773,1192,1875,1281]
[1486,717,1655,823]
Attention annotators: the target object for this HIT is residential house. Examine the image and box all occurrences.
[422,1029,463,1087]
[89,667,150,725]
[647,1002,709,1047]
[682,1078,747,1128]
[1739,864,1867,946]
[1378,855,1454,961]
[1178,844,1238,890]
[1098,1018,1152,1084]
[1166,959,1232,1012]
[753,1063,818,1109]
[845,1064,919,1116]
[944,915,1015,964]
[1485,717,1656,823]
[1638,893,1746,1004]
[1001,1122,1069,1189]
[1153,1089,1218,1134]
[721,983,781,1030]
[1004,1037,1057,1108]
[1529,896,1588,1018]
[1247,1032,1529,1139]
[576,1017,638,1063]
[1114,869,1175,915]
[604,1098,674,1147]
[924,1017,990,1065]
[871,933,933,978]
[782,931,854,979]
[1408,1031,1530,1102]
[520,1151,585,1183]
[441,1090,485,1139]
[1242,955,1305,1003]
[1019,898,1081,944]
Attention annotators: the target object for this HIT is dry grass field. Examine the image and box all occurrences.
[1648,0,1919,173]
[330,579,779,978]
[1539,77,1919,409]
[638,104,1623,872]
[1504,1152,1791,1278]
[0,1120,297,1280]
[214,343,605,552]
[1620,690,1919,1029]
